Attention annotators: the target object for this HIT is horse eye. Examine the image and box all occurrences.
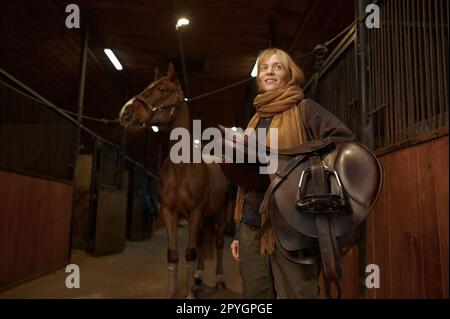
[158,86,166,93]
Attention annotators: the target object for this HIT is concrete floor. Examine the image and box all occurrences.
[0,224,243,299]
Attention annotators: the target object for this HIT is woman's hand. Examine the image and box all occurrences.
[230,240,239,261]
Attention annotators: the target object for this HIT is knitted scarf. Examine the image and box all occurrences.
[234,84,306,254]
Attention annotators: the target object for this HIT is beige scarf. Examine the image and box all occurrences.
[234,84,307,254]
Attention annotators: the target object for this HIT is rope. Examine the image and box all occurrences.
[185,77,253,103]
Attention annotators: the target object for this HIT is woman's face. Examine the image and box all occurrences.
[258,54,291,92]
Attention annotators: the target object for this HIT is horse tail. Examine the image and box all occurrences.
[198,216,216,261]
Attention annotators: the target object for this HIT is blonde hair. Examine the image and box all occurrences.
[255,48,305,91]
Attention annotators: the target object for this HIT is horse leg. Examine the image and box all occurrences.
[162,206,179,298]
[195,229,205,286]
[185,210,202,298]
[215,207,227,289]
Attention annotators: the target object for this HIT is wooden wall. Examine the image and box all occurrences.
[0,171,73,290]
[92,189,127,256]
[72,155,93,249]
[365,135,449,298]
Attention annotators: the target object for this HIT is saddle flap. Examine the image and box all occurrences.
[271,198,320,264]
[334,143,382,209]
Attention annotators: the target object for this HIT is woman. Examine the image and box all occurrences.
[230,48,355,299]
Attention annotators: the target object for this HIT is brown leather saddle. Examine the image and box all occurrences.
[217,126,383,298]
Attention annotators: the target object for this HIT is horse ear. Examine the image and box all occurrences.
[154,67,161,81]
[166,62,179,85]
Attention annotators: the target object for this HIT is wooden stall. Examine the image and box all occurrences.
[366,134,449,298]
[0,171,73,291]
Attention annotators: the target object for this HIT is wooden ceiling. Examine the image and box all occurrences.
[0,0,354,171]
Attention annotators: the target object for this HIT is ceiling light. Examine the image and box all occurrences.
[151,126,159,133]
[251,58,258,77]
[176,18,189,30]
[104,49,123,71]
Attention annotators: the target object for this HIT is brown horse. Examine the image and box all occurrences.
[118,63,231,298]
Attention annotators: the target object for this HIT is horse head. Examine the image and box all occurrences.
[119,63,185,132]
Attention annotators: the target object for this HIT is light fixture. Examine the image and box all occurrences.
[104,49,123,71]
[176,18,189,30]
[151,126,159,133]
[251,58,259,77]
[231,127,238,131]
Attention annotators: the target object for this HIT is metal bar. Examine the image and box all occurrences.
[400,0,407,141]
[303,27,356,91]
[441,1,450,126]
[405,0,415,140]
[388,0,395,144]
[416,0,425,134]
[376,20,383,149]
[356,0,372,148]
[74,16,89,177]
[411,0,420,136]
[69,15,90,257]
[422,0,433,132]
[383,0,390,146]
[378,5,387,148]
[369,27,378,147]
[392,0,401,144]
[356,0,370,299]
[345,50,350,121]
[434,0,447,127]
[428,0,437,130]
[435,0,444,128]
[320,28,356,82]
[387,0,395,145]
[345,51,350,126]
[396,1,407,141]
[344,51,350,124]
[351,46,357,134]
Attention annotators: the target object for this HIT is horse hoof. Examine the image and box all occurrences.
[185,292,197,299]
[195,277,203,286]
[216,281,226,290]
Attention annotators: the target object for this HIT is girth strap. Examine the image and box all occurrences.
[309,155,343,299]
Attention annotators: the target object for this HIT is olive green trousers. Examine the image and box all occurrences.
[238,222,320,299]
